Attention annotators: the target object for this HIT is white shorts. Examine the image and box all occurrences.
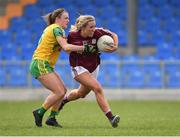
[71,66,99,79]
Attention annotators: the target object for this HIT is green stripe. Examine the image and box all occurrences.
[53,27,64,37]
[29,60,40,78]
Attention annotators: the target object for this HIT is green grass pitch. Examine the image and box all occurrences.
[0,100,180,136]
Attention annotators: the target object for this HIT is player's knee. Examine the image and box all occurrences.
[57,92,65,99]
[80,94,87,98]
[78,92,87,98]
[56,88,66,99]
[92,84,103,94]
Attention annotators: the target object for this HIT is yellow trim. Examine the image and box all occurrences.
[38,60,46,75]
[37,60,41,75]
[40,60,46,74]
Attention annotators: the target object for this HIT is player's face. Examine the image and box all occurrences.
[58,12,69,29]
[84,21,96,37]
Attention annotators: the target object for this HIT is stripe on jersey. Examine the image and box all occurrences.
[53,27,63,37]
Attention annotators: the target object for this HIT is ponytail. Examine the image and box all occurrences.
[42,8,66,26]
[43,13,53,26]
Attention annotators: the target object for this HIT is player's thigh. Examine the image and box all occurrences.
[54,71,67,92]
[75,72,102,91]
[38,72,66,94]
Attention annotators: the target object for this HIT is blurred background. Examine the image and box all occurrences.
[0,0,180,100]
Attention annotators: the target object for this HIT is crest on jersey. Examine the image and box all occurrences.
[82,41,87,45]
[92,39,96,44]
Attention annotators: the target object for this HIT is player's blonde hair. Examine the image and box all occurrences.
[70,15,95,32]
[43,8,67,26]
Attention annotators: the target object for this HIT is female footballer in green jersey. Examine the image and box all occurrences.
[29,8,95,127]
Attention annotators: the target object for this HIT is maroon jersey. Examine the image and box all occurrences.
[68,28,113,73]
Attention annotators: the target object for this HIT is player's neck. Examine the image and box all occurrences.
[80,31,88,38]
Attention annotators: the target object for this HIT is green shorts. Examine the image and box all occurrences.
[29,59,54,78]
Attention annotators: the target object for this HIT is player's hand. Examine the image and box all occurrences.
[83,44,96,53]
[103,43,118,53]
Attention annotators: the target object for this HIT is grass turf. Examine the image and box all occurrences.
[0,100,180,136]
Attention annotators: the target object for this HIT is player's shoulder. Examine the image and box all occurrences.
[94,27,112,37]
[51,23,60,28]
[49,24,64,32]
[95,27,112,33]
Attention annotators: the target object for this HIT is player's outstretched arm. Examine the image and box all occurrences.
[56,36,84,52]
[56,36,96,53]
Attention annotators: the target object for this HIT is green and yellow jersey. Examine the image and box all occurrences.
[33,23,66,67]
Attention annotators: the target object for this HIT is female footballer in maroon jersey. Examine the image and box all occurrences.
[59,15,120,128]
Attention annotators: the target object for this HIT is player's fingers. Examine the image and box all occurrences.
[105,46,114,50]
[103,47,114,52]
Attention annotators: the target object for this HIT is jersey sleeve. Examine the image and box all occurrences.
[53,27,64,37]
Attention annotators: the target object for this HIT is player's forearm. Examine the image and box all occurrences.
[63,44,84,52]
[112,33,119,48]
